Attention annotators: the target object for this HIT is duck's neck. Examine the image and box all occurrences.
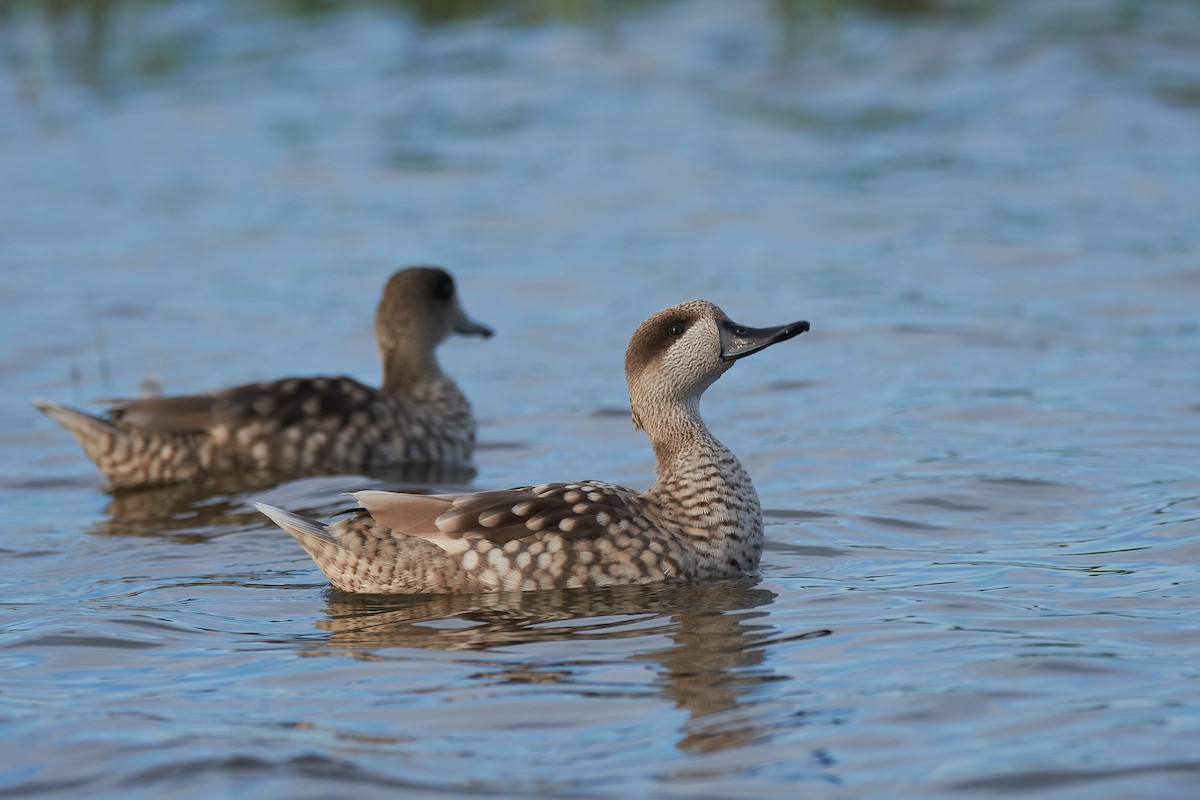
[642,402,762,553]
[381,346,442,397]
[382,347,473,436]
[641,398,716,473]
[642,402,756,505]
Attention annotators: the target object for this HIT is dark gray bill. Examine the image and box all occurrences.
[455,315,495,338]
[719,318,809,361]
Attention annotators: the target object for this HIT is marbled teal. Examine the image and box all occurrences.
[257,299,809,594]
[35,266,492,489]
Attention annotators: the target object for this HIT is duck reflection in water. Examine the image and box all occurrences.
[304,579,830,755]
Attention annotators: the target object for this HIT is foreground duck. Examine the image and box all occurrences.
[35,266,492,489]
[257,299,809,594]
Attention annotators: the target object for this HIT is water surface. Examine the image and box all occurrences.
[2,1,1199,797]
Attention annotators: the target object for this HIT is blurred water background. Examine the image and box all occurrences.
[1,0,1199,797]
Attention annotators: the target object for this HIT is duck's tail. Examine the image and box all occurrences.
[255,503,337,549]
[33,398,129,467]
[33,397,200,489]
[34,397,121,436]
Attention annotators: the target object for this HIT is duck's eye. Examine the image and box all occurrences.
[668,322,686,337]
[432,276,455,302]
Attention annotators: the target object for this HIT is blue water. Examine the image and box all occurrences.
[2,1,1199,797]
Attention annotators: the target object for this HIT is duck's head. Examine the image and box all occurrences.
[375,266,493,356]
[624,300,808,431]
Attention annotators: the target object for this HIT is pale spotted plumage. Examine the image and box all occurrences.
[34,266,492,490]
[258,299,809,594]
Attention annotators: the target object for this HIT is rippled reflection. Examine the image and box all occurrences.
[88,463,477,539]
[308,579,829,754]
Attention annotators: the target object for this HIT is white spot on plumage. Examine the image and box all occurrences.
[488,548,510,578]
[478,509,510,528]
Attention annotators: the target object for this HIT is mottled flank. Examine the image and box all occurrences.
[34,266,493,489]
[258,300,809,594]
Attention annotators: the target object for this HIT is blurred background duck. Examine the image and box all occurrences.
[34,266,493,490]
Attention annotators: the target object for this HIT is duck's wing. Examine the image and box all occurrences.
[214,377,382,430]
[110,376,378,434]
[354,481,646,551]
[108,393,219,433]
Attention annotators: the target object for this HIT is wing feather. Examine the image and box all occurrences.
[349,482,645,552]
[109,376,384,436]
[110,394,218,433]
[353,490,455,533]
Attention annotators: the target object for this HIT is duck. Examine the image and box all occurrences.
[34,266,493,490]
[256,299,808,594]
